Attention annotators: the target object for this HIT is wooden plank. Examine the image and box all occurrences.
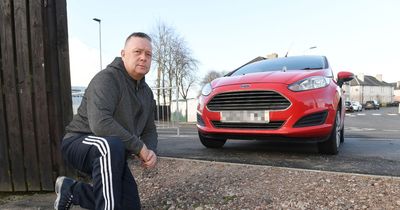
[0,82,12,191]
[14,0,41,191]
[43,0,64,178]
[0,0,27,191]
[29,0,54,191]
[54,0,73,176]
[55,0,73,125]
[0,17,13,191]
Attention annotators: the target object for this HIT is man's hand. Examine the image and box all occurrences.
[138,144,157,168]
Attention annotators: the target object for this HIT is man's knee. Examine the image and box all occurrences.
[84,136,125,161]
[105,136,126,159]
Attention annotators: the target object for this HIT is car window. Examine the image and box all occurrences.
[229,56,328,76]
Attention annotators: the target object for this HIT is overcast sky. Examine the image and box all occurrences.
[67,0,400,88]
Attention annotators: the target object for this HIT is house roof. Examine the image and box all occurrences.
[349,75,392,87]
[390,82,400,90]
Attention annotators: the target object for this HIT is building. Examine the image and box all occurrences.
[170,98,198,122]
[391,81,400,102]
[71,86,86,114]
[344,74,394,105]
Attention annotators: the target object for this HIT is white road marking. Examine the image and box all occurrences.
[346,113,398,116]
[345,127,377,131]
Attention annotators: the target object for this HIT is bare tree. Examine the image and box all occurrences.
[172,39,198,121]
[151,21,199,121]
[152,22,173,107]
[201,70,224,87]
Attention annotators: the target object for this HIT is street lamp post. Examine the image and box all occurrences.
[93,18,102,70]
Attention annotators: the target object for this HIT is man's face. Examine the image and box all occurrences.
[121,37,152,80]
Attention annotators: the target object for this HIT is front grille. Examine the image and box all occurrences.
[207,90,290,111]
[211,121,284,129]
[293,111,328,127]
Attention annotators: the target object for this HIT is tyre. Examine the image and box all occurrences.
[318,110,342,155]
[198,132,226,148]
[340,124,344,143]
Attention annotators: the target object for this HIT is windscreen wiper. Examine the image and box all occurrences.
[301,67,323,70]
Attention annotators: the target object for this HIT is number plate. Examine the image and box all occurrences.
[220,110,269,123]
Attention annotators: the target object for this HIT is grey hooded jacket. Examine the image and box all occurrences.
[64,57,158,155]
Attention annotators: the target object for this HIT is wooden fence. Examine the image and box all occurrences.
[0,0,72,192]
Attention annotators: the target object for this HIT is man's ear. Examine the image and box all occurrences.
[121,49,125,58]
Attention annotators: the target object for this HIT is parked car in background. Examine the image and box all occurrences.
[365,100,380,110]
[197,55,354,155]
[345,101,353,112]
[351,101,362,112]
[387,101,399,107]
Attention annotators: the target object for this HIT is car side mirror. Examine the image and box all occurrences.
[337,71,354,87]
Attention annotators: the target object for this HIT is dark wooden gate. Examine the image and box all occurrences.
[0,0,72,192]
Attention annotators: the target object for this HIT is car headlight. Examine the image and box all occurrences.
[288,76,330,91]
[201,83,213,96]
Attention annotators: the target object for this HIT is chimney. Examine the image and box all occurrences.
[357,73,364,82]
[375,74,383,82]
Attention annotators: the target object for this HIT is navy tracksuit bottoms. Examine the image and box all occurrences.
[61,134,141,210]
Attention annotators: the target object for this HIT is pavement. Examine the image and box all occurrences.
[1,157,400,209]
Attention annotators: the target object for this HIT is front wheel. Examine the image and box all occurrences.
[198,132,227,148]
[318,110,342,155]
[340,124,344,143]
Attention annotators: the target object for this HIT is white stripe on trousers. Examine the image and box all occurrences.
[83,136,115,210]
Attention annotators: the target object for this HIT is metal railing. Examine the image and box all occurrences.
[152,86,180,136]
[71,86,183,136]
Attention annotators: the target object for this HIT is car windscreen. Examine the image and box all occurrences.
[230,56,328,76]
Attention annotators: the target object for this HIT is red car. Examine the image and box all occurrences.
[197,55,354,154]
